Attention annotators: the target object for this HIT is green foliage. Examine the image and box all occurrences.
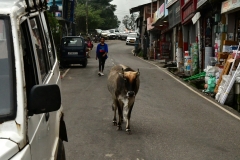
[75,0,120,34]
[138,49,143,57]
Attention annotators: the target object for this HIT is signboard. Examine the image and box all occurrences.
[159,3,165,19]
[181,0,197,24]
[197,0,207,8]
[147,17,154,31]
[192,12,201,24]
[66,0,75,22]
[168,0,181,28]
[153,11,158,23]
[47,0,63,17]
[221,0,240,14]
[166,0,178,8]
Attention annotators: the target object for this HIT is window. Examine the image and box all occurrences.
[30,17,49,81]
[62,37,83,47]
[0,16,16,122]
[41,12,56,68]
[21,20,39,99]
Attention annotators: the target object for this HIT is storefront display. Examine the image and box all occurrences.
[160,41,171,59]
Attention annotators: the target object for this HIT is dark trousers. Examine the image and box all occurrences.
[98,57,106,72]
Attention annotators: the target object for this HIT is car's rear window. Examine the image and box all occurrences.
[62,37,83,47]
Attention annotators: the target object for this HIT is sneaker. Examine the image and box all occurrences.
[98,72,101,76]
[100,72,104,76]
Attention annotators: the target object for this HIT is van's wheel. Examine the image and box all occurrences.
[57,139,66,160]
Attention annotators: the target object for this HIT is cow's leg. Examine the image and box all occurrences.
[112,102,117,126]
[116,101,123,131]
[126,103,134,134]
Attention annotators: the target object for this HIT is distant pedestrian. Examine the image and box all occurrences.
[96,37,108,76]
[86,37,93,58]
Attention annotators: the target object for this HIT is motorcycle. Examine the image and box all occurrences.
[93,35,100,43]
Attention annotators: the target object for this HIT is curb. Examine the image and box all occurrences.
[131,49,240,121]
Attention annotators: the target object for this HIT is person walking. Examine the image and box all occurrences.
[86,37,93,58]
[96,37,108,76]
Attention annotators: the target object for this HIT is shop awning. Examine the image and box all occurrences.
[151,16,168,27]
[130,0,157,14]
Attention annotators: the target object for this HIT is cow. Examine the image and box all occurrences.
[107,64,140,134]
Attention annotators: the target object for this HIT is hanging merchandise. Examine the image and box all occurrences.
[184,51,191,74]
[191,43,198,75]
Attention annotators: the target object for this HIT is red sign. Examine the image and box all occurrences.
[181,0,197,24]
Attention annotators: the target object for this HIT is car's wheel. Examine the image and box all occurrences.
[82,62,87,68]
[126,43,128,45]
[60,61,67,68]
[57,139,66,160]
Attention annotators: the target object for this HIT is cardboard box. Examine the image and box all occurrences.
[217,52,229,60]
[223,40,238,45]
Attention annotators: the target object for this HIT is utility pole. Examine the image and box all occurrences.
[86,0,88,35]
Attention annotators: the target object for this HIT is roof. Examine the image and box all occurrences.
[129,0,157,14]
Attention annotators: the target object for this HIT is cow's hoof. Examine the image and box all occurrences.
[113,121,117,126]
[117,126,122,131]
[126,129,131,134]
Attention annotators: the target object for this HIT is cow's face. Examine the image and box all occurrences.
[119,69,140,97]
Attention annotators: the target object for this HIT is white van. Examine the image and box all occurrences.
[0,0,67,159]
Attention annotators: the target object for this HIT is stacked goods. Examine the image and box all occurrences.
[191,43,198,75]
[184,51,191,75]
[176,48,183,68]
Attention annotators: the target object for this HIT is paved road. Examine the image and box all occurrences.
[61,40,240,160]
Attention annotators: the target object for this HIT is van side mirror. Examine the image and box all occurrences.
[28,84,61,116]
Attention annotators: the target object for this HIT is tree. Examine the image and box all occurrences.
[122,14,138,30]
[75,0,120,33]
[122,15,130,29]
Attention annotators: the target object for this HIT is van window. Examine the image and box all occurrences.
[41,12,56,68]
[30,17,49,81]
[62,37,83,47]
[0,16,16,122]
[21,20,39,99]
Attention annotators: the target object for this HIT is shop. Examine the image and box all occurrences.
[181,0,198,75]
[152,2,171,62]
[167,0,182,68]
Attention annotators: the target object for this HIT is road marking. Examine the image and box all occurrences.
[61,68,70,79]
[132,50,240,121]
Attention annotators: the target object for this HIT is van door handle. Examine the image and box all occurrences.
[45,113,50,121]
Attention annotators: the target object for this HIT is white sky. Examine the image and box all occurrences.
[111,0,150,30]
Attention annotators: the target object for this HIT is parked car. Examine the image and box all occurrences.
[109,29,120,39]
[0,0,67,159]
[101,30,110,39]
[60,36,88,67]
[120,31,129,40]
[107,30,117,40]
[126,32,138,45]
